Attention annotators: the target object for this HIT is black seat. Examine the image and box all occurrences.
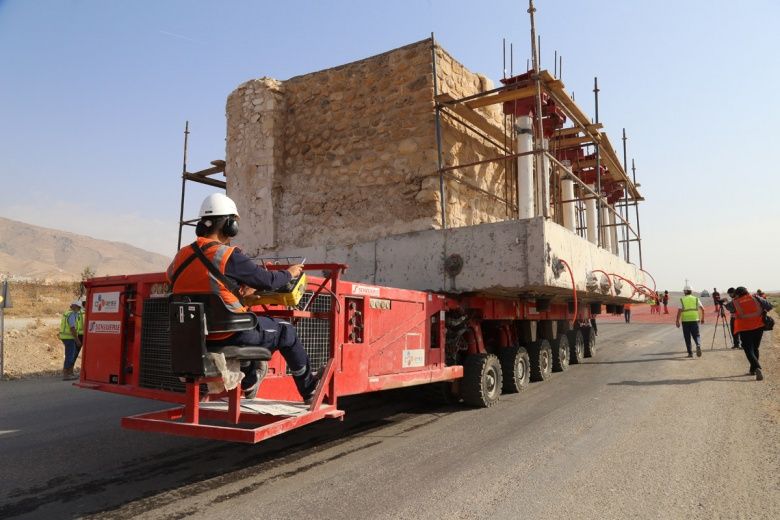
[169,294,272,378]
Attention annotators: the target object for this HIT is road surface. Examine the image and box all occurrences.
[1,323,777,519]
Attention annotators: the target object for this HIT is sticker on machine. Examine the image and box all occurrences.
[351,284,380,297]
[88,320,121,334]
[402,349,425,368]
[92,291,120,313]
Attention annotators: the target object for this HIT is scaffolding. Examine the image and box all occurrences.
[175,121,228,250]
[430,0,644,268]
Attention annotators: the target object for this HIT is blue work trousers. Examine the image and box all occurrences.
[209,316,314,398]
[681,321,701,353]
[739,327,763,372]
[61,339,78,369]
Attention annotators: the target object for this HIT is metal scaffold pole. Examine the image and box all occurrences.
[621,128,630,262]
[177,121,190,251]
[593,77,602,247]
[632,159,644,268]
[528,0,549,218]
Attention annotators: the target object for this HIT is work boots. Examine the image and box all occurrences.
[62,368,78,381]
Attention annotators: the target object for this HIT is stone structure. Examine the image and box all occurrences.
[225,38,510,257]
[224,38,649,302]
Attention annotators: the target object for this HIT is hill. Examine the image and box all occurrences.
[0,216,170,281]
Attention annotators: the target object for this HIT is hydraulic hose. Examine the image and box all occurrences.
[557,258,578,327]
[591,269,613,295]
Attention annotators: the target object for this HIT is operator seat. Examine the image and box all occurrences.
[169,293,272,378]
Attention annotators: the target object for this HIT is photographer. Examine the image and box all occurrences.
[725,288,741,349]
[723,287,773,381]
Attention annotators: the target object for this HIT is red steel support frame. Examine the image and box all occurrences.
[82,265,591,444]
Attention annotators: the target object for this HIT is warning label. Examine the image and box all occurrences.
[402,349,425,368]
[88,320,121,334]
[351,284,380,297]
[92,292,120,313]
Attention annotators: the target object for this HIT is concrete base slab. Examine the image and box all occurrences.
[255,217,649,304]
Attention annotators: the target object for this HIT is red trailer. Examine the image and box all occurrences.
[78,263,594,444]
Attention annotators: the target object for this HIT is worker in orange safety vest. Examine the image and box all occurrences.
[167,193,319,401]
[724,287,773,381]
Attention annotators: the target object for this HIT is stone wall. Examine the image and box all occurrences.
[225,39,511,256]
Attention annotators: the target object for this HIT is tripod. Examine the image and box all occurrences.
[710,305,733,350]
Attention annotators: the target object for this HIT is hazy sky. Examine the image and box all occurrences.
[1,0,778,291]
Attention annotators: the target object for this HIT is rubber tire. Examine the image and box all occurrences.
[584,326,597,358]
[462,353,503,408]
[529,339,553,382]
[499,345,530,393]
[551,334,570,372]
[567,329,585,364]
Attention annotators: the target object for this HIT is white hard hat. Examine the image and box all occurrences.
[683,285,692,292]
[199,193,239,218]
[70,300,82,308]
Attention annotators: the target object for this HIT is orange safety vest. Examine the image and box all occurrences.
[732,294,764,333]
[166,237,246,340]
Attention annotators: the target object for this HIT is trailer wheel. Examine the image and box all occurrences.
[551,334,570,372]
[499,345,530,393]
[462,354,502,408]
[584,326,597,357]
[529,339,553,382]
[567,329,585,364]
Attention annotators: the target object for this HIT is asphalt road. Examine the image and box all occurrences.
[1,323,777,519]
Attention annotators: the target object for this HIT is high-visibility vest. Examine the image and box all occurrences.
[59,311,79,340]
[166,237,245,340]
[76,310,84,336]
[680,295,700,322]
[732,294,764,333]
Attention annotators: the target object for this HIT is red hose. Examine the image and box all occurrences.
[591,269,613,295]
[640,268,657,293]
[558,259,578,327]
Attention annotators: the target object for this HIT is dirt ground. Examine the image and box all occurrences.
[1,281,78,379]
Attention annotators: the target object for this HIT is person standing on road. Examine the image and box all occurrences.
[662,290,670,314]
[58,300,83,380]
[624,303,631,323]
[675,285,705,358]
[724,286,773,381]
[725,287,741,349]
[712,287,722,315]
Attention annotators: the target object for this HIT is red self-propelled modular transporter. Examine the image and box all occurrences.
[78,263,594,444]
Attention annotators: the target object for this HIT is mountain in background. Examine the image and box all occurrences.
[0,216,170,281]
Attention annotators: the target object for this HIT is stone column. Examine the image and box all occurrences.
[225,78,286,256]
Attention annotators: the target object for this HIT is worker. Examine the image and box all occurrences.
[662,290,670,314]
[724,286,773,381]
[624,302,631,323]
[167,193,319,401]
[712,287,722,315]
[756,289,767,299]
[725,288,741,349]
[675,285,704,358]
[58,300,82,380]
[74,300,85,359]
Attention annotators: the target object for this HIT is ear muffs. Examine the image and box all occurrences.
[223,216,239,237]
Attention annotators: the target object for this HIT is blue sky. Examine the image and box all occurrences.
[1,0,778,291]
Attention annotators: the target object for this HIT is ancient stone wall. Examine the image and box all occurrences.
[225,39,511,256]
